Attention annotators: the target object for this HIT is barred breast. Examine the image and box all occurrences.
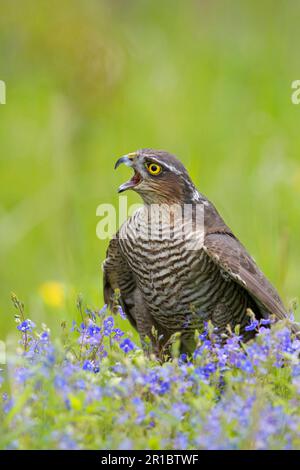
[118,205,254,338]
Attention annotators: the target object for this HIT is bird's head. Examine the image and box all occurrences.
[114,148,199,204]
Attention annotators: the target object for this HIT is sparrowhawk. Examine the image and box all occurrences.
[103,149,292,355]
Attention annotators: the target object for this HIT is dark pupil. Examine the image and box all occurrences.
[151,165,157,172]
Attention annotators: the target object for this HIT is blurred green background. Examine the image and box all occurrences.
[1,0,300,339]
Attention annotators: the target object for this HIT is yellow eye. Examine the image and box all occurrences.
[146,163,162,175]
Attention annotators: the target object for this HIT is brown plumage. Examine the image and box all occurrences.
[103,149,294,356]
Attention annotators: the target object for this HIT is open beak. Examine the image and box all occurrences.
[114,153,142,193]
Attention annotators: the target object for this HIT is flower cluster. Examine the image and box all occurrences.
[0,302,300,450]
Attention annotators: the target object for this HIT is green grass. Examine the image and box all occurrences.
[0,0,300,342]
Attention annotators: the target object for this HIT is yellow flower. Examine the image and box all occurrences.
[39,281,65,308]
[68,394,82,411]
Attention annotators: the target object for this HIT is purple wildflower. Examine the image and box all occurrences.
[98,304,107,317]
[260,318,271,326]
[245,319,259,331]
[40,331,50,342]
[17,319,35,332]
[112,328,125,341]
[118,306,127,319]
[103,316,114,336]
[87,324,101,337]
[82,360,100,373]
[120,338,134,354]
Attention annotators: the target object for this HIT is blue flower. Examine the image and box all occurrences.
[260,318,271,326]
[82,360,100,373]
[87,324,101,337]
[204,362,217,377]
[2,397,14,414]
[85,308,97,322]
[199,330,208,341]
[54,375,68,390]
[157,380,170,395]
[112,328,125,340]
[40,331,50,342]
[120,338,134,354]
[289,312,295,322]
[245,319,259,331]
[118,306,127,319]
[132,397,145,423]
[241,359,254,374]
[178,353,188,365]
[98,304,108,317]
[64,398,71,410]
[17,319,35,332]
[103,316,114,335]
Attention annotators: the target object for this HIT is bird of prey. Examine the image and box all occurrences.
[103,148,292,355]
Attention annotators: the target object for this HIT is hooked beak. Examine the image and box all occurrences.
[114,153,142,193]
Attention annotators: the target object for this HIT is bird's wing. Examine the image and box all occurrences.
[203,232,287,321]
[103,234,137,328]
